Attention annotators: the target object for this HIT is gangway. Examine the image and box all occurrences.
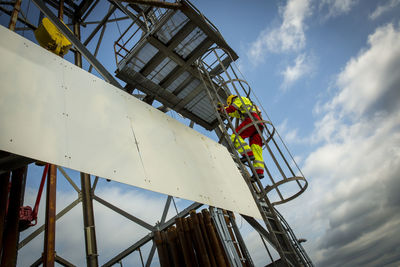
[114,0,237,130]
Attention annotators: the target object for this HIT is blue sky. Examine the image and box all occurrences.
[2,0,400,266]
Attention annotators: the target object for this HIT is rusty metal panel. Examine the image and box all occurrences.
[0,26,260,219]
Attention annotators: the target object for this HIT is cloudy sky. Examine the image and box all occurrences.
[2,0,400,266]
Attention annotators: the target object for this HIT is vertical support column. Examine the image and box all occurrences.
[80,173,99,266]
[0,171,10,253]
[1,167,27,267]
[43,165,57,266]
[58,0,64,20]
[8,0,22,30]
[73,20,82,68]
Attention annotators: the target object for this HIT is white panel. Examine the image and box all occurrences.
[0,26,261,219]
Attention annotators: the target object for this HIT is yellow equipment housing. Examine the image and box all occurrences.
[34,17,72,56]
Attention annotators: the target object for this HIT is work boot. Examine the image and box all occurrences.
[251,173,264,182]
[240,154,255,163]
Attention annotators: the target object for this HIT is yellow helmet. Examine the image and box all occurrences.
[226,95,237,106]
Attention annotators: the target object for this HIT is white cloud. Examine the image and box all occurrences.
[320,0,358,18]
[369,0,400,20]
[248,0,312,64]
[299,22,400,265]
[17,183,173,266]
[327,23,400,119]
[281,53,313,90]
[277,118,303,144]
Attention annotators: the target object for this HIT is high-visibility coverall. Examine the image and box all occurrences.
[225,96,264,175]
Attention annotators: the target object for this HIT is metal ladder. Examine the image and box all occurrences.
[196,50,310,267]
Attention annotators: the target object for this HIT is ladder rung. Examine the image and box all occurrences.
[264,211,273,217]
[283,250,295,254]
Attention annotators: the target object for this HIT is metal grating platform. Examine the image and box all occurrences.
[115,0,238,130]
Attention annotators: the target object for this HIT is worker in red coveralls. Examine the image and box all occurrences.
[220,95,264,180]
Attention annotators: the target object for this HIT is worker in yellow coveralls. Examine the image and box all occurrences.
[221,95,264,180]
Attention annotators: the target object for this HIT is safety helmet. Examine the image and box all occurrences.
[226,95,237,106]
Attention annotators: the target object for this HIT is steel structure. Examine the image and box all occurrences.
[0,0,313,266]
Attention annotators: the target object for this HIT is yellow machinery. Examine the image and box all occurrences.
[34,17,71,56]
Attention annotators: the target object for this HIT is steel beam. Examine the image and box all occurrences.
[180,0,238,60]
[0,167,26,267]
[80,0,99,22]
[103,202,202,266]
[18,198,81,250]
[0,153,34,175]
[102,234,153,267]
[91,176,99,192]
[43,164,57,266]
[88,23,106,73]
[81,173,99,266]
[0,171,10,253]
[73,20,83,70]
[83,15,129,25]
[93,195,154,231]
[159,38,213,89]
[55,254,76,267]
[160,195,172,223]
[116,70,214,129]
[173,83,203,110]
[31,257,43,267]
[241,215,276,248]
[8,0,22,30]
[0,6,36,30]
[171,76,194,96]
[31,0,122,88]
[145,195,172,266]
[57,166,80,193]
[76,0,95,18]
[140,21,196,76]
[144,244,156,267]
[112,0,147,31]
[83,4,116,46]
[147,35,185,66]
[120,0,182,10]
[43,0,74,18]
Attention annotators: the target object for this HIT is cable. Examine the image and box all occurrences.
[114,11,124,45]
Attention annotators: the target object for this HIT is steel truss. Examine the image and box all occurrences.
[0,0,313,266]
[16,165,203,266]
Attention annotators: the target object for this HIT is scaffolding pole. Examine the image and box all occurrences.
[43,164,57,266]
[81,173,99,266]
[1,167,26,267]
[0,171,10,253]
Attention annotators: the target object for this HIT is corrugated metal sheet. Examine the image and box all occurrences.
[155,11,189,44]
[128,43,158,72]
[146,57,177,84]
[165,71,190,92]
[177,79,201,99]
[175,27,207,58]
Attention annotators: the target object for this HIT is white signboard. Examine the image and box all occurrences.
[0,26,261,219]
